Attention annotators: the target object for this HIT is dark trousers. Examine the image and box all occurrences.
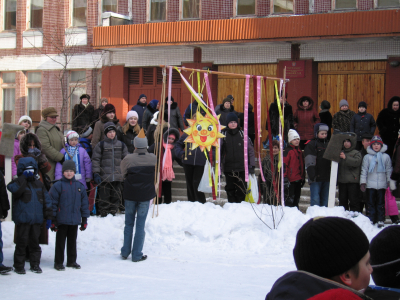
[366,188,385,223]
[14,223,41,269]
[338,182,360,212]
[161,181,172,204]
[359,187,367,213]
[55,225,78,265]
[286,181,302,208]
[248,134,255,146]
[98,181,122,214]
[183,164,206,203]
[225,171,247,203]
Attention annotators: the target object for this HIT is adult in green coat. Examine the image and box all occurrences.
[36,107,64,181]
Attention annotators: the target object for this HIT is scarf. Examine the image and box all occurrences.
[65,145,82,179]
[369,150,385,173]
[28,147,41,157]
[162,142,174,181]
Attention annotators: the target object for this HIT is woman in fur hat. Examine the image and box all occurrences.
[91,103,121,148]
[93,98,108,125]
[72,94,95,134]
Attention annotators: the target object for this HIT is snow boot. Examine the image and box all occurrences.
[0,265,13,274]
[30,265,42,273]
[66,262,81,269]
[377,221,384,228]
[14,268,26,275]
[133,255,147,262]
[121,255,128,260]
[54,264,65,271]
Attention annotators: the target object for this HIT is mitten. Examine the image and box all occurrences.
[50,222,58,232]
[46,220,52,230]
[390,179,397,191]
[80,217,88,231]
[93,173,102,185]
[23,170,35,180]
[360,184,366,192]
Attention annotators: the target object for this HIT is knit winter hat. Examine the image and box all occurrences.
[320,100,331,110]
[18,115,32,126]
[293,217,369,279]
[103,104,116,115]
[134,128,148,149]
[104,122,117,135]
[314,123,329,138]
[138,94,147,101]
[358,101,367,109]
[288,129,300,143]
[222,97,231,105]
[80,126,93,138]
[370,226,400,288]
[227,95,234,101]
[62,160,76,173]
[339,99,349,108]
[100,97,108,104]
[370,135,383,146]
[126,110,139,122]
[66,130,79,141]
[149,99,159,110]
[165,96,175,102]
[226,112,238,124]
[42,107,58,119]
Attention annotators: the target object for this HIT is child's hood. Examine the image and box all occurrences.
[17,157,38,176]
[367,143,388,155]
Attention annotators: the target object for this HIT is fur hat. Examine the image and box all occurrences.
[339,99,349,108]
[41,107,58,119]
[103,104,116,115]
[104,122,117,136]
[371,135,383,146]
[126,110,139,122]
[80,94,90,101]
[66,130,79,141]
[320,100,330,110]
[222,97,231,105]
[293,217,369,279]
[358,101,367,109]
[62,160,76,173]
[80,126,93,138]
[134,128,148,149]
[226,112,238,124]
[18,115,32,126]
[288,129,300,143]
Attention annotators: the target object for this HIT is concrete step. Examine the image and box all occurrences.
[171,187,227,198]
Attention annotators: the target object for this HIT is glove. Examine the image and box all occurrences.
[86,178,91,182]
[60,156,65,164]
[80,217,88,231]
[390,179,397,191]
[2,211,8,219]
[93,173,102,185]
[50,222,58,232]
[46,220,52,230]
[22,170,35,179]
[360,184,366,192]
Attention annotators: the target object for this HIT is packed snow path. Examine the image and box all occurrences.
[1,202,384,299]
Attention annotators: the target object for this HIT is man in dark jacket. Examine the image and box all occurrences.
[131,94,147,128]
[239,103,255,145]
[350,101,376,150]
[120,129,156,262]
[215,97,239,126]
[0,171,12,274]
[376,96,400,156]
[142,99,159,132]
[319,100,332,140]
[265,97,294,142]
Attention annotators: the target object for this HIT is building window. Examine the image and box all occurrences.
[30,0,44,28]
[335,0,357,9]
[377,0,400,6]
[182,0,200,19]
[273,0,294,13]
[4,0,17,30]
[69,71,86,122]
[237,0,255,15]
[150,0,167,21]
[103,0,117,13]
[72,0,87,27]
[27,72,42,127]
[1,73,16,124]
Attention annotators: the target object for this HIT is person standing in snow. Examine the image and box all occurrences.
[332,99,356,133]
[131,94,147,128]
[120,129,156,262]
[294,96,320,150]
[0,170,12,274]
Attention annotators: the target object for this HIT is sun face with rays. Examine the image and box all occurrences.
[184,112,225,152]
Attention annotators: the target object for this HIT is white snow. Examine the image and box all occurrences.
[1,202,385,299]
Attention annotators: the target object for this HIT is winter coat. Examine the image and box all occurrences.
[167,102,185,131]
[91,114,122,148]
[360,144,392,189]
[338,135,362,183]
[376,96,400,156]
[319,110,332,140]
[294,97,320,141]
[220,128,255,173]
[332,109,356,133]
[72,102,95,134]
[92,136,128,183]
[79,137,92,158]
[364,286,400,300]
[36,120,64,181]
[266,271,372,300]
[390,139,400,181]
[93,104,105,125]
[54,143,92,186]
[147,128,182,167]
[146,114,159,147]
[7,157,53,225]
[119,122,140,153]
[215,104,239,126]
[265,100,294,139]
[49,175,89,226]
[350,112,376,141]
[304,124,331,183]
[238,103,255,136]
[283,144,305,182]
[120,148,157,202]
[175,133,207,166]
[0,171,10,219]
[183,102,198,127]
[12,138,22,177]
[142,103,158,132]
[131,101,147,128]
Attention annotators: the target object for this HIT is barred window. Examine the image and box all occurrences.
[273,0,293,13]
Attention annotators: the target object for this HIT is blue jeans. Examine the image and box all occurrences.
[121,200,150,261]
[0,221,3,266]
[310,182,330,207]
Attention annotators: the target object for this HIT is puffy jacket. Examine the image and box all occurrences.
[72,102,95,134]
[12,138,22,177]
[119,122,139,153]
[120,148,157,202]
[167,102,185,131]
[0,171,10,219]
[294,96,320,141]
[338,134,362,183]
[175,133,207,166]
[350,112,376,141]
[142,103,158,132]
[360,144,392,189]
[364,286,400,300]
[319,110,332,140]
[215,104,239,126]
[54,143,92,186]
[376,96,400,155]
[36,120,64,181]
[131,100,147,127]
[221,128,255,173]
[7,157,53,225]
[49,176,90,225]
[332,109,356,133]
[283,144,305,182]
[92,136,128,182]
[91,114,122,148]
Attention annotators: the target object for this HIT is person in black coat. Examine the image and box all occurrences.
[376,96,400,156]
[72,94,95,134]
[318,100,332,140]
[0,170,12,274]
[350,101,376,150]
[93,98,108,125]
[165,97,185,131]
[215,97,239,126]
[142,100,159,132]
[265,97,294,142]
[131,94,147,128]
[239,103,255,145]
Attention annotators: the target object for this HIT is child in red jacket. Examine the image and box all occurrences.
[283,129,305,208]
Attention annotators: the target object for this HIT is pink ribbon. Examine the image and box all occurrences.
[244,75,250,182]
[256,76,265,182]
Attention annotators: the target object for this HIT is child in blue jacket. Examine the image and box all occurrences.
[7,157,53,274]
[49,160,90,271]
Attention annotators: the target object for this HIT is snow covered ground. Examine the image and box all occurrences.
[1,202,385,299]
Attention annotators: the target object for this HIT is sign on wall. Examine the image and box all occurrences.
[282,60,305,78]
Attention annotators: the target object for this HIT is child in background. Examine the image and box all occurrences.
[79,127,93,158]
[350,101,376,151]
[12,130,26,178]
[360,136,393,228]
[50,161,90,271]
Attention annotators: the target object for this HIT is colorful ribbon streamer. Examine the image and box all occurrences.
[244,75,250,182]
